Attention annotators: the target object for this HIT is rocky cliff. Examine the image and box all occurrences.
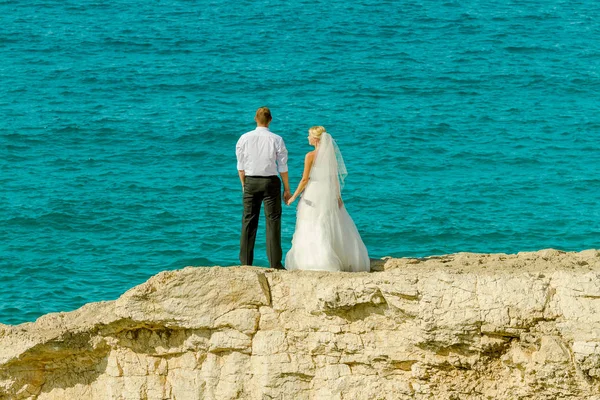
[1,249,600,400]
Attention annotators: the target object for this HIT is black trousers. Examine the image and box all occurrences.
[240,176,284,269]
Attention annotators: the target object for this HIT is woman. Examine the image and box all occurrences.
[285,126,370,272]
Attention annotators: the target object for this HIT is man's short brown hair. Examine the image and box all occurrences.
[255,107,272,125]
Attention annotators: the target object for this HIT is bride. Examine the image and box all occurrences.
[285,126,370,272]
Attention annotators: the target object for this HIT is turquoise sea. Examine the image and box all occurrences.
[2,0,599,324]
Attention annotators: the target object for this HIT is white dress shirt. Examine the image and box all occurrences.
[236,127,288,176]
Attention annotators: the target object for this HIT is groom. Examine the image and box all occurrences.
[236,107,291,270]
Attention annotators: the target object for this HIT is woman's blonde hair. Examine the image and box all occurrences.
[309,126,326,139]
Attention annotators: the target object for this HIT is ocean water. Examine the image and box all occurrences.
[1,0,599,325]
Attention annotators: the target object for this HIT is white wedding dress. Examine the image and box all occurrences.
[285,132,370,272]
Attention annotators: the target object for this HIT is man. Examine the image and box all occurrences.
[236,107,291,269]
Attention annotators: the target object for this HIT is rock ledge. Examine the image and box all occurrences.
[2,249,600,399]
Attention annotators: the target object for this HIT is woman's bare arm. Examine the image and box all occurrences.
[287,151,315,205]
[335,176,343,208]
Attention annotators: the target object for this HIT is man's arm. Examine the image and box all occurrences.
[276,137,291,202]
[236,137,245,191]
[280,171,291,201]
[238,170,245,191]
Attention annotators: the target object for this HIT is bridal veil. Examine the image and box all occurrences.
[285,132,370,272]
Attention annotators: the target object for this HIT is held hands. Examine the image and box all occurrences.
[286,194,297,206]
[283,190,292,204]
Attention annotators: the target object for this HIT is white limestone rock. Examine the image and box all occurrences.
[1,249,600,399]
